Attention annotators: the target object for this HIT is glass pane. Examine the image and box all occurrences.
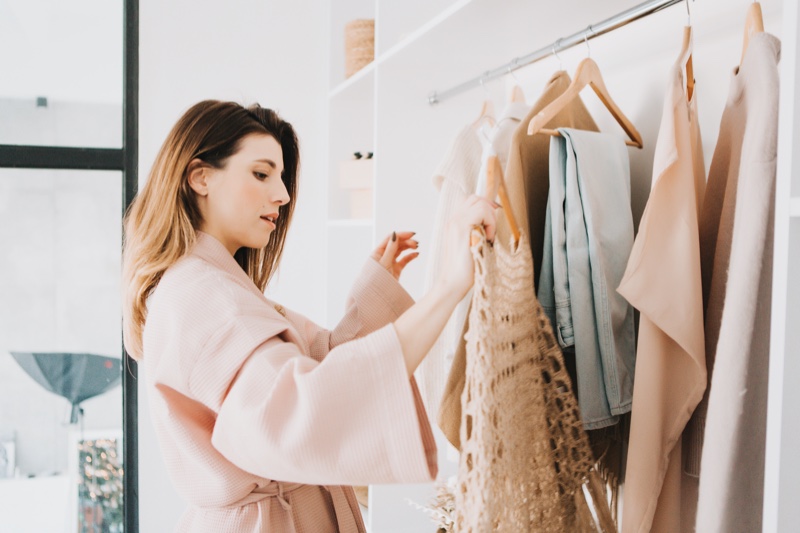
[0,169,124,533]
[0,0,123,148]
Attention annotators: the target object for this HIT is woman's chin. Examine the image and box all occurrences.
[246,230,273,249]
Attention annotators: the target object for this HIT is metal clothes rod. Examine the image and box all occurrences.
[428,0,686,105]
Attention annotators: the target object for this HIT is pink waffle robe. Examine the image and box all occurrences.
[142,231,438,532]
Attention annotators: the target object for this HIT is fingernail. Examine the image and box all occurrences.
[392,231,396,242]
[411,232,416,236]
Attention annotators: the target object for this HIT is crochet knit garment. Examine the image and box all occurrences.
[455,230,614,533]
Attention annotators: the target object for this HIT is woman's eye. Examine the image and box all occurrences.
[254,171,268,180]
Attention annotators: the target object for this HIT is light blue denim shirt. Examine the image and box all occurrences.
[538,128,636,429]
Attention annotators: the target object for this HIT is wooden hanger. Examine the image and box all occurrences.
[526,57,644,149]
[470,154,521,247]
[741,1,765,66]
[680,26,695,101]
[510,85,526,104]
[473,99,496,128]
[681,0,695,101]
[487,154,521,246]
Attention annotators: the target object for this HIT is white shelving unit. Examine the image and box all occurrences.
[790,197,800,218]
[325,0,800,531]
[763,1,800,531]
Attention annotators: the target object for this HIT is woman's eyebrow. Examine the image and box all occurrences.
[253,158,277,169]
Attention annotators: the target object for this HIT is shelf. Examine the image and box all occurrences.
[377,0,474,64]
[330,0,748,104]
[328,0,648,102]
[327,218,374,227]
[328,0,477,101]
[329,0,629,102]
[328,0,473,100]
[791,198,800,217]
[329,61,376,99]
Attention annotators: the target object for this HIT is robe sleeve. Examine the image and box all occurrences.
[193,318,437,486]
[284,258,416,362]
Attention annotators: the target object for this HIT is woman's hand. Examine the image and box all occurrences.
[392,195,498,377]
[439,195,498,299]
[371,231,419,281]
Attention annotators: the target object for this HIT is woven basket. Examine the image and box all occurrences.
[344,19,374,78]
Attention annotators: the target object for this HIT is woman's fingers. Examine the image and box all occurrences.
[480,200,498,242]
[397,251,420,269]
[460,196,498,242]
[397,239,419,253]
[372,231,416,259]
[379,231,400,267]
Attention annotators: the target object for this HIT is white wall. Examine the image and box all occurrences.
[137,0,329,529]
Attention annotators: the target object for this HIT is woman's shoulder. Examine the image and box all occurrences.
[151,254,263,321]
[142,254,285,375]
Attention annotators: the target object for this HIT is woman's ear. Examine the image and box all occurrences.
[186,159,210,196]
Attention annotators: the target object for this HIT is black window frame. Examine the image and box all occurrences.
[0,0,139,530]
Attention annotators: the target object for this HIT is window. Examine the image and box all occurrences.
[0,1,138,531]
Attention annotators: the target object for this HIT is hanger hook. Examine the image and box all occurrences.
[507,58,522,85]
[479,74,490,97]
[552,39,564,70]
[584,26,593,58]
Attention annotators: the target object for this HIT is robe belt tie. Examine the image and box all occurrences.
[252,480,303,512]
[248,482,365,532]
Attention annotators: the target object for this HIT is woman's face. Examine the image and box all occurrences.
[193,133,290,254]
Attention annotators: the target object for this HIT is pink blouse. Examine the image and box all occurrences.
[142,232,438,532]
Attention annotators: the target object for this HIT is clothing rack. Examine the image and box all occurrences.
[427,0,688,105]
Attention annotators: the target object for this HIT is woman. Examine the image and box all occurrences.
[122,100,496,532]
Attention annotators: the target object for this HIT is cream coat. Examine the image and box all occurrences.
[694,32,780,533]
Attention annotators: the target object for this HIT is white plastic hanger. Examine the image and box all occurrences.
[473,76,496,128]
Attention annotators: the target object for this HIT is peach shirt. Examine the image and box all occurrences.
[617,55,706,533]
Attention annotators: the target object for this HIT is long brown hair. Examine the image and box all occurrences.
[122,100,300,360]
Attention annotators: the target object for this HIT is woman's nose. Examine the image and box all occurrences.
[274,179,290,206]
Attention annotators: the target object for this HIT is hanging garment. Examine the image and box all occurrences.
[508,71,600,291]
[475,101,529,201]
[455,228,614,533]
[418,123,483,420]
[507,72,628,500]
[438,71,600,450]
[617,53,707,533]
[435,103,529,449]
[538,128,636,430]
[691,32,781,533]
[143,232,437,533]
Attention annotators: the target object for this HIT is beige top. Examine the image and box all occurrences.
[143,232,437,532]
[418,123,483,419]
[617,51,707,533]
[694,32,780,533]
[456,230,613,533]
